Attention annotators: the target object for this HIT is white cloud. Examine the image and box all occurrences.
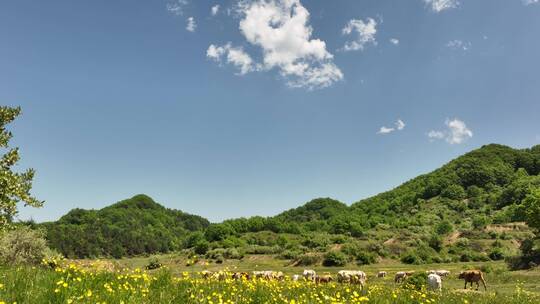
[390,38,400,45]
[428,130,445,140]
[167,0,188,16]
[342,18,377,52]
[378,119,406,135]
[428,119,473,144]
[423,0,460,12]
[378,126,395,134]
[186,17,197,32]
[207,43,256,75]
[211,4,220,16]
[396,119,406,130]
[446,40,471,51]
[208,0,342,89]
[523,0,539,5]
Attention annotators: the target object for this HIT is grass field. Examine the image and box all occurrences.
[1,255,538,304]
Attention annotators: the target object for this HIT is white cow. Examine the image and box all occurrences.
[303,269,316,281]
[427,274,442,292]
[292,274,301,281]
[377,271,387,278]
[337,270,367,288]
[436,270,451,277]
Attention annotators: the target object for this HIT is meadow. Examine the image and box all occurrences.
[0,256,539,304]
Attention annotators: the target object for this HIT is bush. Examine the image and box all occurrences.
[401,252,420,265]
[0,227,53,266]
[295,253,322,266]
[404,272,428,291]
[323,251,348,267]
[278,250,300,260]
[489,248,505,261]
[355,252,377,265]
[435,220,454,235]
[194,240,210,255]
[145,258,162,270]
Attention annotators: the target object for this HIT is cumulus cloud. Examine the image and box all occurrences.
[390,38,400,45]
[523,0,539,5]
[428,119,473,144]
[342,18,377,51]
[211,4,220,16]
[446,40,471,51]
[167,0,188,15]
[224,0,343,89]
[423,0,460,12]
[378,119,406,135]
[186,17,197,32]
[207,44,256,75]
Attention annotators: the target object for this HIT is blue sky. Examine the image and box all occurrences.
[1,0,539,223]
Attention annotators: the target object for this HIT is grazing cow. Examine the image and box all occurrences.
[377,271,387,278]
[458,270,487,291]
[315,275,333,284]
[394,271,407,283]
[275,271,285,281]
[436,270,451,277]
[201,270,213,279]
[232,272,250,280]
[252,271,265,279]
[337,270,367,289]
[211,271,227,281]
[292,274,301,281]
[427,274,442,292]
[303,269,317,281]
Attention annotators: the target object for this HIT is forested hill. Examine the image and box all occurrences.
[43,144,540,262]
[42,195,209,258]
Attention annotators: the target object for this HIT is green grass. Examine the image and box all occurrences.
[1,255,533,303]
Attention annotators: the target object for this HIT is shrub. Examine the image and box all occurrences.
[489,248,505,261]
[194,240,210,255]
[323,251,348,267]
[0,227,53,266]
[145,258,162,270]
[401,252,420,265]
[355,252,377,265]
[278,250,300,260]
[404,272,428,291]
[435,220,454,235]
[295,253,322,266]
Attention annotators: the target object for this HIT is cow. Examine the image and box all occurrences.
[427,274,442,292]
[458,270,487,291]
[232,272,250,280]
[303,269,317,281]
[292,274,301,281]
[211,271,227,281]
[394,271,407,283]
[436,270,451,277]
[201,270,213,279]
[252,271,266,279]
[377,271,387,278]
[337,270,367,289]
[315,275,333,284]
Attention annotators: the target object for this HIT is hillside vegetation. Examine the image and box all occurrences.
[43,144,540,265]
[42,195,209,258]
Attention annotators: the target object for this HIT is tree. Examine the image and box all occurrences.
[0,106,42,229]
[523,189,540,232]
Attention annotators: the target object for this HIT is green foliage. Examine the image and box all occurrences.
[403,272,428,291]
[295,253,322,266]
[322,250,348,267]
[0,106,42,229]
[435,220,454,235]
[43,195,209,258]
[472,215,491,229]
[145,257,162,270]
[0,226,53,265]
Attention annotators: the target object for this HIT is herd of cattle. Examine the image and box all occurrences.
[200,269,488,292]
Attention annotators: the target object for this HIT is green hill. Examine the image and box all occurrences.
[43,144,540,264]
[42,194,209,258]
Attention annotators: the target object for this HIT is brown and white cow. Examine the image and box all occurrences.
[315,275,333,284]
[458,270,487,291]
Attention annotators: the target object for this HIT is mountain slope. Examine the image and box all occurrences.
[42,194,209,258]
